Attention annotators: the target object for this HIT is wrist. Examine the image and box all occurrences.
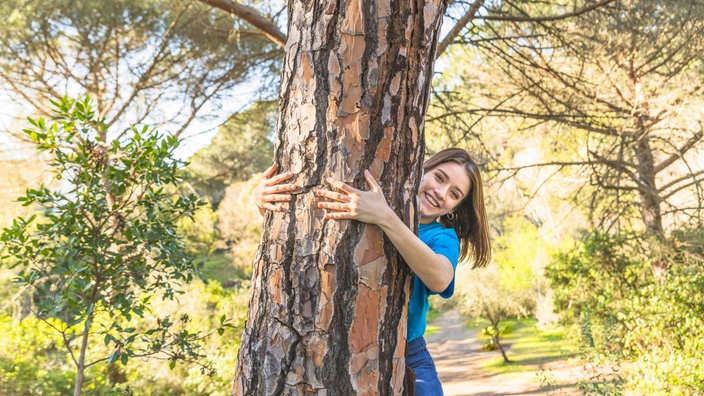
[377,207,401,232]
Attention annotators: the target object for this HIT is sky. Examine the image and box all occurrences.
[0,4,473,163]
[0,90,242,161]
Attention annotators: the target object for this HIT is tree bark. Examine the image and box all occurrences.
[634,132,663,237]
[74,314,93,396]
[233,0,448,394]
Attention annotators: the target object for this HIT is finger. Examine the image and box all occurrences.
[262,193,293,203]
[262,163,278,178]
[327,177,356,194]
[317,201,349,211]
[364,170,381,191]
[324,211,351,220]
[316,189,351,202]
[262,202,284,212]
[265,183,297,194]
[267,171,295,185]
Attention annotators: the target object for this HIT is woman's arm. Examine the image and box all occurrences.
[317,171,454,293]
[252,163,297,216]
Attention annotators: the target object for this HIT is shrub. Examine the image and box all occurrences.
[547,230,704,394]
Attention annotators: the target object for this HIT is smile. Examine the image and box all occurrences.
[424,192,439,208]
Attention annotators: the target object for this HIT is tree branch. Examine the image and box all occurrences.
[479,0,616,22]
[660,171,704,200]
[654,131,703,174]
[497,160,592,171]
[198,0,286,47]
[436,0,485,58]
[589,150,641,187]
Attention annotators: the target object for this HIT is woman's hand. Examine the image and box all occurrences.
[252,163,297,216]
[316,170,394,227]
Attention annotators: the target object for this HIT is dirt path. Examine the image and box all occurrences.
[425,310,584,396]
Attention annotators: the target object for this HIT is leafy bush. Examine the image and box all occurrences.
[0,97,233,394]
[0,315,109,395]
[0,279,252,395]
[547,230,704,394]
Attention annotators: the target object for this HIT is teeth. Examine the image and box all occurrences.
[426,193,438,207]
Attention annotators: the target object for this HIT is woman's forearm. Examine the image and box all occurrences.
[377,214,454,293]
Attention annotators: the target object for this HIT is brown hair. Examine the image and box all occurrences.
[423,148,491,269]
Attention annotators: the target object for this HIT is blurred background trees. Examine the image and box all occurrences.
[0,0,282,138]
[1,0,702,394]
[426,0,704,393]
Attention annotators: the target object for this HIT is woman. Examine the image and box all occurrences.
[253,148,491,395]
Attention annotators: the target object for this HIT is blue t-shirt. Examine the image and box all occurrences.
[407,221,460,342]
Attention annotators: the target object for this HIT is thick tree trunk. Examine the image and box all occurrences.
[233,1,447,394]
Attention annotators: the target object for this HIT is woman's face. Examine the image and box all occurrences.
[418,162,471,223]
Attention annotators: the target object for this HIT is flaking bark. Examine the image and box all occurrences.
[234,1,448,394]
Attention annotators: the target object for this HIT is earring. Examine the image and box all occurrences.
[446,212,455,220]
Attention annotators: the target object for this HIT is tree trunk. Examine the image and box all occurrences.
[73,314,93,396]
[233,1,448,394]
[634,132,663,237]
[493,333,511,364]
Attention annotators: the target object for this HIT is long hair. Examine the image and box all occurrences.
[423,148,491,269]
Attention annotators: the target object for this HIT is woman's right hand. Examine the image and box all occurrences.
[252,163,297,215]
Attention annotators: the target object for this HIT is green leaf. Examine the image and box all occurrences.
[107,351,119,365]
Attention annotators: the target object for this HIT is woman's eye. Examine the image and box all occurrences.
[434,173,442,182]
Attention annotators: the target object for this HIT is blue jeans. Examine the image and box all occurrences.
[406,337,444,396]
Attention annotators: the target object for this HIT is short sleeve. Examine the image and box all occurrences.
[425,228,460,298]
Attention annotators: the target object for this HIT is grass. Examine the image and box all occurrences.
[469,318,580,375]
[423,296,451,337]
[197,252,252,285]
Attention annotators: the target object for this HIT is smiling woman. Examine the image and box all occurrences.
[418,162,471,223]
[254,147,492,395]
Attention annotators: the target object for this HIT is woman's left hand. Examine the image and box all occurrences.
[316,170,394,226]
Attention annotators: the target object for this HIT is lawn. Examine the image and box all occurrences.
[470,318,580,375]
[197,252,252,285]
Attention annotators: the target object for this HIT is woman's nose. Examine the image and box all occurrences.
[437,186,449,201]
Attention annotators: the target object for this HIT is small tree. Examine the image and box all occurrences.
[0,97,218,395]
[458,217,542,363]
[461,266,531,363]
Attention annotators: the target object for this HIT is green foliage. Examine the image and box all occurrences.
[492,216,542,295]
[177,204,221,257]
[217,177,268,264]
[0,279,252,395]
[0,315,74,395]
[547,232,654,352]
[0,97,233,393]
[473,318,579,374]
[454,215,547,362]
[457,215,544,321]
[547,230,704,394]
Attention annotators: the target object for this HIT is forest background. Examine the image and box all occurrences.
[0,0,703,395]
